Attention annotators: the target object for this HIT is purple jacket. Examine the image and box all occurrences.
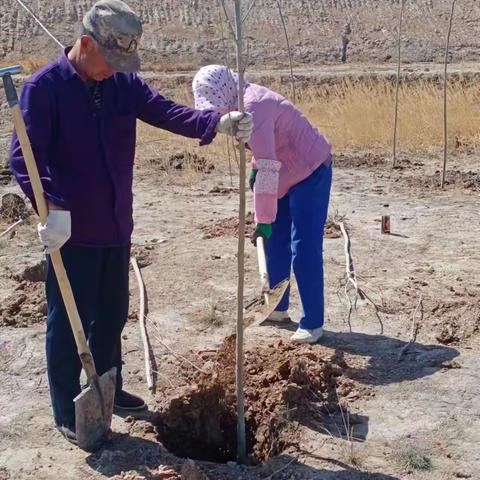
[9,49,220,246]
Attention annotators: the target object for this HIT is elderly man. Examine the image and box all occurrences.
[9,0,252,445]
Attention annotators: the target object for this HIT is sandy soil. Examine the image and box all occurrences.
[1,140,479,479]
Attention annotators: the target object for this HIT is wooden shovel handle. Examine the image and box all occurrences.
[6,80,97,380]
[256,236,269,291]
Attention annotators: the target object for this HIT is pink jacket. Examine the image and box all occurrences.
[192,65,331,224]
[245,84,332,223]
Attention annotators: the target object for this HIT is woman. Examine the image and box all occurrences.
[193,65,332,344]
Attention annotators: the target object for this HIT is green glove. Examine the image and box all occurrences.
[251,223,272,246]
[249,169,257,191]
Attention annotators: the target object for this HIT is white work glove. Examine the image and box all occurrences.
[216,111,253,143]
[37,210,71,254]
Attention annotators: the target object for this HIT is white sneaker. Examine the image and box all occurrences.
[291,327,323,344]
[267,310,290,322]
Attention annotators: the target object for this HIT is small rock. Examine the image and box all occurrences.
[441,361,462,370]
[181,460,209,480]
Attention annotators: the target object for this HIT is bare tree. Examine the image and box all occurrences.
[442,0,457,188]
[234,0,248,464]
[276,0,296,104]
[392,0,406,169]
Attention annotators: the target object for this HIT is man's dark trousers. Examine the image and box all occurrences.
[45,245,130,429]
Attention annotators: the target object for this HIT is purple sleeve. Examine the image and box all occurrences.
[9,82,68,211]
[133,75,221,146]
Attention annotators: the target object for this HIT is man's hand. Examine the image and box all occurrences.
[250,223,272,246]
[216,112,253,143]
[38,210,71,254]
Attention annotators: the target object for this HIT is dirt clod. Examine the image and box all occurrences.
[16,260,47,283]
[200,213,255,240]
[0,281,46,327]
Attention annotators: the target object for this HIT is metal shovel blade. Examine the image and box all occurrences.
[244,278,290,328]
[74,367,116,451]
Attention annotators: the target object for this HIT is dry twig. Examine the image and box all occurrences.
[398,295,423,361]
[150,321,207,375]
[276,0,296,104]
[131,256,155,392]
[0,218,23,238]
[337,221,384,334]
[242,0,257,23]
[219,0,236,39]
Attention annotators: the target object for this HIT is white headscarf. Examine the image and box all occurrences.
[192,64,248,114]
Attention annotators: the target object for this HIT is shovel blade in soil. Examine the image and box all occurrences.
[244,279,290,328]
[74,367,116,451]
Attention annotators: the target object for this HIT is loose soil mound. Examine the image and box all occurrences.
[432,300,480,345]
[0,261,47,327]
[0,281,46,327]
[405,169,480,193]
[156,336,359,463]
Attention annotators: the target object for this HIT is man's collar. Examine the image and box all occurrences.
[57,47,82,81]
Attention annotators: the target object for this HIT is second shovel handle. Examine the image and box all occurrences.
[256,236,269,290]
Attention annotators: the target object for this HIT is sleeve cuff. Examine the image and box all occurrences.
[199,111,221,146]
[44,192,69,210]
[255,158,281,171]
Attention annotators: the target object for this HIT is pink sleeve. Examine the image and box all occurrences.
[247,98,277,160]
[246,98,281,224]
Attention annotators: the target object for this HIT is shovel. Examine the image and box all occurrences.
[244,236,289,328]
[1,66,116,452]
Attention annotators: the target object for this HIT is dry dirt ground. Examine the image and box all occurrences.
[0,134,479,479]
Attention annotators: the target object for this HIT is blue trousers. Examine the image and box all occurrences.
[45,245,130,429]
[265,162,332,329]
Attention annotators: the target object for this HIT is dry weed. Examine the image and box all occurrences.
[299,79,480,153]
[394,443,433,471]
[137,79,480,176]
